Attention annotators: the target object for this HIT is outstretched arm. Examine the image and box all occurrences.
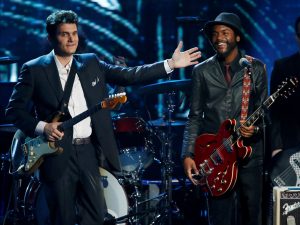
[167,41,201,69]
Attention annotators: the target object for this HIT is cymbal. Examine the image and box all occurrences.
[148,118,186,127]
[138,79,191,95]
[0,56,19,65]
[0,124,17,133]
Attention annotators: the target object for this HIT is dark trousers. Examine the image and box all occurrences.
[43,143,105,225]
[207,165,263,225]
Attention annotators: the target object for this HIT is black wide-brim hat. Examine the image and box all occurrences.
[203,12,243,38]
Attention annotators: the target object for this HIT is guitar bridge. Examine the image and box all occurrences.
[199,160,214,175]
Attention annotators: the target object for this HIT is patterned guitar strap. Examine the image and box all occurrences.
[240,55,253,121]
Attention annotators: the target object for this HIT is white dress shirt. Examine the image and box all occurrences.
[35,51,172,137]
[35,51,91,138]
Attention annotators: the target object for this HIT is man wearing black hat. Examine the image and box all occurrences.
[181,12,268,225]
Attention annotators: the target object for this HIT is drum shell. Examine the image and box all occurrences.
[113,117,157,173]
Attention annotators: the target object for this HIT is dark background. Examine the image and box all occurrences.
[1,0,300,119]
[0,1,299,224]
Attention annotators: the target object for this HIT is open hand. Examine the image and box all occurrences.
[168,41,201,69]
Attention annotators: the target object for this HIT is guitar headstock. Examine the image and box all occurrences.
[275,77,299,99]
[102,92,127,109]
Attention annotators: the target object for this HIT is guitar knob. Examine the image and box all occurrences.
[221,179,227,184]
[217,188,223,192]
[214,177,220,182]
[211,185,216,189]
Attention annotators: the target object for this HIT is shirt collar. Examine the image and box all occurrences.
[52,50,73,72]
[217,52,242,74]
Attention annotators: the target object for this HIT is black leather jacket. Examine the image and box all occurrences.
[181,54,268,167]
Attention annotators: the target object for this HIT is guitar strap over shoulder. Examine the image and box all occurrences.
[59,61,77,114]
[240,56,253,120]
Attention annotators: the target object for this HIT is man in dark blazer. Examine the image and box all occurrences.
[5,10,201,225]
[270,16,300,157]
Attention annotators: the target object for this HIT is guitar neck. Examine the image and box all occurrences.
[240,88,280,129]
[58,102,103,131]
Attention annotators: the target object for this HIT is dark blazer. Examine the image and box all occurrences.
[270,52,300,150]
[6,52,167,181]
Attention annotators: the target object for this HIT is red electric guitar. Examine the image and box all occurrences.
[194,77,298,197]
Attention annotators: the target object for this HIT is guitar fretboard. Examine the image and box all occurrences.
[58,102,103,131]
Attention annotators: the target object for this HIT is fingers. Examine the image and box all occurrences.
[175,41,183,52]
[44,122,64,141]
[188,47,199,54]
[239,120,255,138]
[183,157,200,185]
[190,51,201,60]
[189,61,199,65]
[191,51,201,57]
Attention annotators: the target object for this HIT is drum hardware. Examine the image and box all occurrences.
[0,56,19,65]
[105,80,191,225]
[1,176,35,225]
[0,124,18,133]
[104,199,170,225]
[113,116,157,176]
[157,86,179,225]
[136,78,191,224]
[148,118,186,127]
[137,79,191,95]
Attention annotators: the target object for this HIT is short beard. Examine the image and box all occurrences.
[214,41,238,58]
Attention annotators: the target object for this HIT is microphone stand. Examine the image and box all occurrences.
[260,104,273,225]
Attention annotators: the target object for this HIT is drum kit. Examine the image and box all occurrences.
[104,79,192,225]
[0,79,191,225]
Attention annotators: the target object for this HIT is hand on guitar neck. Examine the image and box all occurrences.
[19,93,127,174]
[239,119,258,138]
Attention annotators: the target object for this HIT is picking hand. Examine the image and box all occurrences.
[183,157,200,185]
[44,122,64,141]
[168,41,201,69]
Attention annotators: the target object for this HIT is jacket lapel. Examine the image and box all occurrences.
[43,53,83,104]
[75,56,93,107]
[210,56,228,88]
[43,52,64,101]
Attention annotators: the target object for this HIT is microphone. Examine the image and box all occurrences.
[239,58,252,68]
[176,16,206,23]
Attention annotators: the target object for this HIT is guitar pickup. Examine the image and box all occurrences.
[210,153,223,165]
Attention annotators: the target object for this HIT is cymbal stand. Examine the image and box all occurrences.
[159,88,176,225]
[130,165,142,225]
